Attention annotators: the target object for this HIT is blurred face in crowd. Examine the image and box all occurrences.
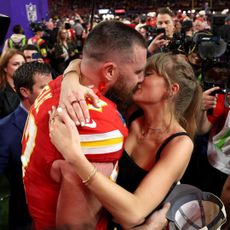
[23,50,43,63]
[60,30,68,40]
[37,30,44,37]
[4,54,25,78]
[27,72,52,104]
[193,20,205,33]
[156,13,174,38]
[174,20,182,33]
[138,27,148,39]
[46,21,54,30]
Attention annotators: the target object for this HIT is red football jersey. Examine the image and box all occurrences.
[21,76,128,230]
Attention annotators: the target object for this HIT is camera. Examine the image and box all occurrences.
[202,59,230,108]
[167,30,192,54]
[155,28,166,36]
[191,32,230,108]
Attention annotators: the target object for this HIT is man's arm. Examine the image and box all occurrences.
[197,87,219,134]
[51,160,114,229]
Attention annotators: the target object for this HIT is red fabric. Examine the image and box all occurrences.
[208,94,229,132]
[96,212,109,230]
[22,76,128,230]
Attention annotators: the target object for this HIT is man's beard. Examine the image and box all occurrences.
[105,79,134,119]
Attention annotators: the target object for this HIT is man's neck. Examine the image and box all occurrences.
[80,59,101,89]
[21,100,32,111]
[80,74,96,87]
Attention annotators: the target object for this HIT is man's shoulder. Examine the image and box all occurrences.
[0,106,26,128]
[0,111,14,127]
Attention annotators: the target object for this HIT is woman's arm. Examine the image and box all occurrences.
[59,59,99,126]
[49,107,193,228]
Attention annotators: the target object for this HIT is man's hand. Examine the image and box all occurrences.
[148,33,169,54]
[202,86,219,112]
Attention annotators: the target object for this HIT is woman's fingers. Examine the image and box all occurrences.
[56,107,77,131]
[86,87,100,108]
[59,87,99,126]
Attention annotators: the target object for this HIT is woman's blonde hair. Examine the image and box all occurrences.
[57,27,69,43]
[145,53,202,138]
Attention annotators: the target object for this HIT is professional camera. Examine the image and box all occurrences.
[144,26,166,42]
[197,34,230,107]
[167,30,193,54]
[167,20,193,54]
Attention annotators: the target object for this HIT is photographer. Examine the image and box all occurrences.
[147,7,174,55]
[184,36,230,229]
[147,8,193,56]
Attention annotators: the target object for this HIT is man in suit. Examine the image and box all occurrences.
[0,61,52,230]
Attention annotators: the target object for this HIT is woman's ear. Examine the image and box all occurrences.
[170,83,180,97]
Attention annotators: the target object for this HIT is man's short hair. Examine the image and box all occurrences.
[158,7,174,17]
[83,20,147,62]
[13,62,51,99]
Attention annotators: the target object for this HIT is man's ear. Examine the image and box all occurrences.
[19,87,30,99]
[102,62,117,83]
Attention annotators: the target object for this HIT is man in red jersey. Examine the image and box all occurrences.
[21,20,147,230]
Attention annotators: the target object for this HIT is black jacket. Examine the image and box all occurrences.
[0,83,20,118]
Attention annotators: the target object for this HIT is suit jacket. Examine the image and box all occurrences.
[0,105,31,229]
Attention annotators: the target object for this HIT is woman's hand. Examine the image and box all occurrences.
[49,106,82,163]
[59,59,99,126]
